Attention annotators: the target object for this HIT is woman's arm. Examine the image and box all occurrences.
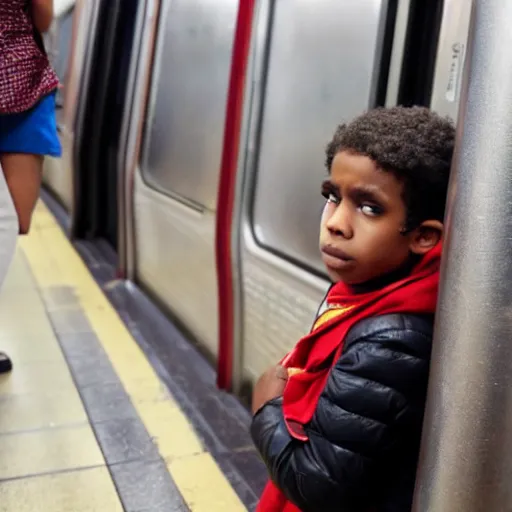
[31,0,54,34]
[250,314,433,512]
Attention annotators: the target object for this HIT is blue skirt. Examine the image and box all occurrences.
[0,91,62,157]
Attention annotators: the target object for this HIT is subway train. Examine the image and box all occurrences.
[42,0,470,401]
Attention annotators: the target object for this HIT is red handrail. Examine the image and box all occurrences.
[215,0,256,390]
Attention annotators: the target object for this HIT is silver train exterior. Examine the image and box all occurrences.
[43,0,471,396]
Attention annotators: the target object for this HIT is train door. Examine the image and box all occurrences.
[43,0,100,214]
[71,0,141,253]
[226,0,471,396]
[120,0,239,361]
[229,0,406,394]
[41,3,75,209]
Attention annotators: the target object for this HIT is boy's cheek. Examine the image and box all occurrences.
[319,205,332,245]
[320,202,332,225]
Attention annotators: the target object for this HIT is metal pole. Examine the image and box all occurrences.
[413,1,512,510]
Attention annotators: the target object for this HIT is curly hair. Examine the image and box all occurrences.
[325,106,455,231]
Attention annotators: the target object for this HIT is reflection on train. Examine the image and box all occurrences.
[43,0,471,401]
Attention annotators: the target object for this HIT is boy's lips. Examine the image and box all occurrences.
[321,246,355,270]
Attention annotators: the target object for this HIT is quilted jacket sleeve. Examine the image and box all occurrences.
[250,314,433,512]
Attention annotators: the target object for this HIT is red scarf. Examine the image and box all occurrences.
[257,244,442,512]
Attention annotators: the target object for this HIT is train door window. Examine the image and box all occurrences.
[140,0,238,212]
[250,0,397,275]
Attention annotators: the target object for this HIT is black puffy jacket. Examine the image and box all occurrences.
[250,313,434,512]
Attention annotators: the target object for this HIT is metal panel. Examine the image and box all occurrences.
[42,8,74,209]
[430,0,472,121]
[413,1,512,510]
[241,235,329,385]
[251,0,391,274]
[132,0,238,357]
[140,0,238,211]
[43,0,99,212]
[42,9,70,208]
[117,0,158,278]
[134,172,220,357]
[228,0,266,393]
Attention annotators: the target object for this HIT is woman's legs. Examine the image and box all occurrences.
[0,97,58,371]
[0,153,43,234]
[0,160,22,373]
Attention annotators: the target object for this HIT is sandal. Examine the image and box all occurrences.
[0,352,12,373]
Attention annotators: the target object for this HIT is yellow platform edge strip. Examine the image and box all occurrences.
[19,201,246,512]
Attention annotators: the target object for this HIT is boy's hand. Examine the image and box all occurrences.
[252,364,288,414]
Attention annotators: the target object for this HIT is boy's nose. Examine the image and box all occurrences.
[326,204,353,239]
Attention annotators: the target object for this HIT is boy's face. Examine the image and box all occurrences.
[319,151,441,285]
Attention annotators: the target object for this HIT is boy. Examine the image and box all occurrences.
[250,106,455,512]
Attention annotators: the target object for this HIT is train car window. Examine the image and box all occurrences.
[249,0,397,275]
[140,0,238,212]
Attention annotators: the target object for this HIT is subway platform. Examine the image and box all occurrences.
[0,201,265,511]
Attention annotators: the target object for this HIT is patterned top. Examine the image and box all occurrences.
[0,0,60,114]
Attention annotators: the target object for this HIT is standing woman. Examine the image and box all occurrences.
[0,0,61,372]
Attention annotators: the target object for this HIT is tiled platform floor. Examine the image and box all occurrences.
[0,201,249,512]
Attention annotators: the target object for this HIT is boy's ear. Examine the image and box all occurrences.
[409,220,443,255]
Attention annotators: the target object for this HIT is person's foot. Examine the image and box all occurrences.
[0,352,12,373]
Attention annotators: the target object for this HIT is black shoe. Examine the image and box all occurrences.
[0,352,12,373]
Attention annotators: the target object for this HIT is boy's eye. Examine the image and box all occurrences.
[327,193,340,205]
[321,181,340,205]
[360,204,382,216]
